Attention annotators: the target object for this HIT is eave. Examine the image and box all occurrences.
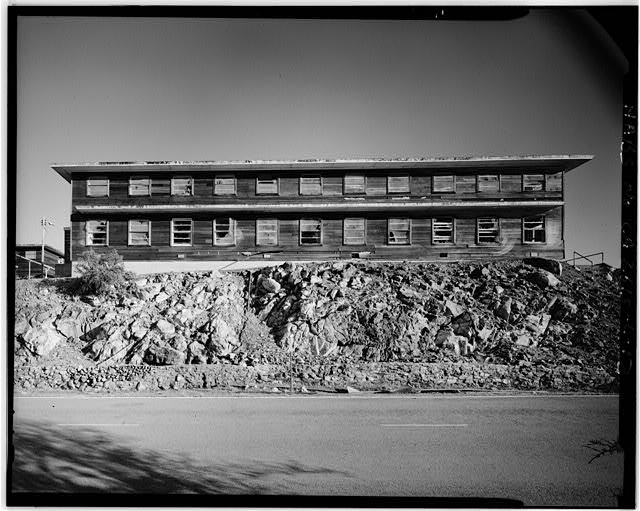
[52,155,593,183]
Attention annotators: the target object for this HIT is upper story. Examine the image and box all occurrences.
[52,155,592,213]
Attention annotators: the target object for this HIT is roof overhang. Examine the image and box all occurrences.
[52,155,593,183]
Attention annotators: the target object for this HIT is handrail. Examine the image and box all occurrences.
[563,251,605,266]
[15,253,55,279]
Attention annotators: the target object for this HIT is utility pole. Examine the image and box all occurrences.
[40,217,54,276]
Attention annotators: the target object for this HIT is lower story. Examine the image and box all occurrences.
[68,207,564,267]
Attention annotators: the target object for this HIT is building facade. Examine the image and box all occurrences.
[15,244,64,278]
[52,155,591,268]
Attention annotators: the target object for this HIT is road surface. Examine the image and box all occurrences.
[10,392,623,506]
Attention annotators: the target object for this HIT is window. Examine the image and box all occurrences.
[128,220,151,246]
[256,219,278,246]
[214,176,236,195]
[300,219,322,245]
[523,216,546,243]
[151,178,171,195]
[432,218,455,244]
[171,218,192,246]
[256,177,279,195]
[25,251,37,260]
[213,218,235,246]
[477,218,499,244]
[300,176,322,195]
[388,218,411,245]
[343,218,366,245]
[433,175,455,193]
[388,176,410,194]
[477,175,499,192]
[171,177,193,196]
[86,220,108,246]
[86,178,109,197]
[129,177,150,196]
[523,174,545,191]
[546,172,563,192]
[344,174,365,194]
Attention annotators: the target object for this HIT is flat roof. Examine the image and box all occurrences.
[51,154,593,182]
[16,244,65,258]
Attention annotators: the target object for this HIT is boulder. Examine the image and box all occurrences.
[444,300,464,317]
[524,314,551,335]
[495,297,512,321]
[451,311,476,339]
[144,343,186,365]
[524,257,563,277]
[550,297,578,320]
[154,319,176,337]
[514,332,536,347]
[527,269,560,289]
[260,277,281,294]
[20,325,63,357]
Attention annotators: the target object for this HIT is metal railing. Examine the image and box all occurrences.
[15,254,55,279]
[563,251,605,267]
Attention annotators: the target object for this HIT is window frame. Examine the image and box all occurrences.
[343,218,366,245]
[387,175,410,194]
[432,175,456,193]
[213,176,236,196]
[213,217,236,246]
[432,217,455,244]
[256,177,280,196]
[476,175,500,193]
[128,176,151,197]
[344,174,366,195]
[299,175,323,196]
[171,218,193,246]
[128,219,151,246]
[299,218,323,245]
[86,220,109,246]
[86,178,109,197]
[171,176,194,196]
[477,217,500,244]
[150,178,171,196]
[522,216,546,244]
[522,174,545,192]
[256,218,279,246]
[387,218,412,246]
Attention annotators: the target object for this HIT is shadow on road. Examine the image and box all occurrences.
[10,419,347,494]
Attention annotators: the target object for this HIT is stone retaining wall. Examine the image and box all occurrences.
[14,362,618,393]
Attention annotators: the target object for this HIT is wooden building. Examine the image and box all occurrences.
[52,155,592,268]
[15,244,64,278]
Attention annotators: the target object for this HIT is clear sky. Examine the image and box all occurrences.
[15,10,626,265]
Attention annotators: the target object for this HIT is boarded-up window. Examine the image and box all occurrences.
[546,172,563,191]
[256,219,278,245]
[25,250,37,260]
[300,176,322,195]
[171,177,193,196]
[343,218,366,245]
[477,175,499,192]
[129,177,150,196]
[171,218,192,246]
[128,220,151,246]
[433,176,455,193]
[523,216,546,243]
[256,177,279,195]
[432,218,454,244]
[151,178,171,195]
[213,218,235,246]
[366,176,387,195]
[86,178,109,197]
[344,174,365,194]
[477,218,499,244]
[300,219,322,245]
[523,174,545,191]
[388,176,410,193]
[214,176,236,195]
[388,218,411,245]
[86,220,108,246]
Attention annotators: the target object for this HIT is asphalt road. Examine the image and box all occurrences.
[11,393,623,506]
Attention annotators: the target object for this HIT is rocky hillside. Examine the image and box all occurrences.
[14,258,620,386]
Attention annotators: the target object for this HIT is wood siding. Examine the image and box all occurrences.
[71,206,564,262]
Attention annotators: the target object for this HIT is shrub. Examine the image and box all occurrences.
[76,249,133,296]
